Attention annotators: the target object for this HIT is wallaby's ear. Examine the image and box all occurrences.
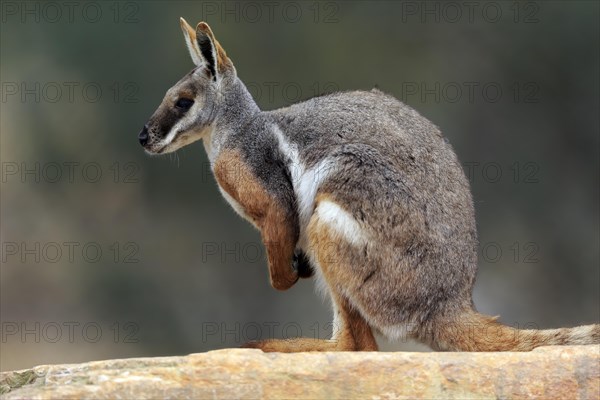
[180,17,203,67]
[180,19,234,78]
[195,22,234,79]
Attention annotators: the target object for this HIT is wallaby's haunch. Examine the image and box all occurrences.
[139,19,599,352]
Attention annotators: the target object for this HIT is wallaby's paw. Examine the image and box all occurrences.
[293,250,314,278]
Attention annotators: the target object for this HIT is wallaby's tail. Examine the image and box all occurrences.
[429,310,600,351]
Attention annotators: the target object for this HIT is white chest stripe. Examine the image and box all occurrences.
[271,126,336,248]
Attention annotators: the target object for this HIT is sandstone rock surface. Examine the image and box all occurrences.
[1,346,598,399]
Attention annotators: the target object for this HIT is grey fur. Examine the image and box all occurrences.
[144,61,478,336]
[140,21,599,351]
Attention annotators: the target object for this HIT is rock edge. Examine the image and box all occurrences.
[1,346,599,399]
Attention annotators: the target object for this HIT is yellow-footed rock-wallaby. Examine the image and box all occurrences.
[139,19,599,352]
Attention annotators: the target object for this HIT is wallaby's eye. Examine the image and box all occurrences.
[175,98,194,111]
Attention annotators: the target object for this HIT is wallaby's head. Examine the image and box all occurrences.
[139,19,235,154]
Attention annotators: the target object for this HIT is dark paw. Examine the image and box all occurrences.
[292,250,314,278]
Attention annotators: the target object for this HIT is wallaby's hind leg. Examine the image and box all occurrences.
[242,207,378,352]
[241,291,377,352]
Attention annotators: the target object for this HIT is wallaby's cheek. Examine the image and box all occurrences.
[155,108,181,139]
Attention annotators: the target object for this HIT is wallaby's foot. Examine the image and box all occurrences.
[241,338,339,352]
[241,334,378,352]
[242,275,379,352]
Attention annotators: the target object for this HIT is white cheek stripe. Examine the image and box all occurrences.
[162,101,203,146]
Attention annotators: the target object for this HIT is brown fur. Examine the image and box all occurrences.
[242,296,378,352]
[243,208,378,352]
[214,149,297,291]
[241,192,599,353]
[427,311,600,352]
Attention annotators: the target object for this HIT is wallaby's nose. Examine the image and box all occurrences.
[138,125,149,146]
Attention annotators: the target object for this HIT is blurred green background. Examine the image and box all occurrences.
[1,1,598,371]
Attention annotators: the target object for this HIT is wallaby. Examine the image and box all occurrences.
[138,19,599,352]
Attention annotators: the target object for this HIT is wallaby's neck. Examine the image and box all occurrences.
[204,77,261,163]
[221,77,261,127]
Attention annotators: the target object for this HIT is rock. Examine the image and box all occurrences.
[1,346,598,399]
